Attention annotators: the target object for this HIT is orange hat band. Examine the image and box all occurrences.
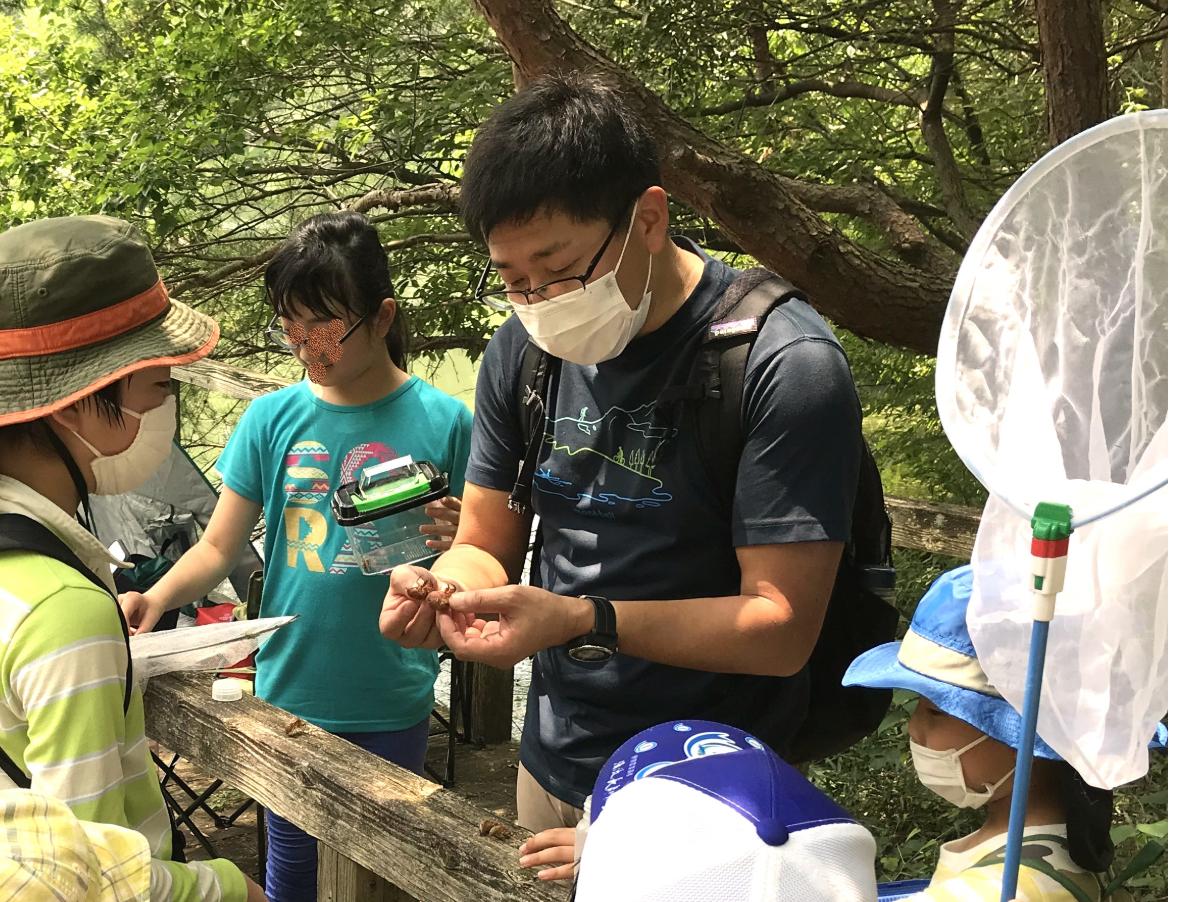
[0,280,170,359]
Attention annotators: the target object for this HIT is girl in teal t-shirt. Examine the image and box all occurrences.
[121,211,472,902]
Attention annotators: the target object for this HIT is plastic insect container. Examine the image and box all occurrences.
[331,456,448,575]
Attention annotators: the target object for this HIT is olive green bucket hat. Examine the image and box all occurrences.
[0,215,218,426]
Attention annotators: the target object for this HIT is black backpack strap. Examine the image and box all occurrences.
[663,268,801,511]
[510,341,559,587]
[509,341,560,515]
[0,514,133,715]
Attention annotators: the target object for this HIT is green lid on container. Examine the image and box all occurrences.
[331,457,449,527]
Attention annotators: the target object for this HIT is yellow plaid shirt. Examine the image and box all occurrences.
[0,789,151,901]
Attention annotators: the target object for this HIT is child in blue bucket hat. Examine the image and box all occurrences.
[843,564,1165,901]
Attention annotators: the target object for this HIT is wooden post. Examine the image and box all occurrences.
[467,663,515,745]
[317,845,413,902]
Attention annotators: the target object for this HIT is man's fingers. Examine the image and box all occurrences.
[419,523,457,538]
[536,863,576,882]
[518,845,576,869]
[446,588,509,615]
[520,828,575,855]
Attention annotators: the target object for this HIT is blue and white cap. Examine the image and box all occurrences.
[574,720,877,901]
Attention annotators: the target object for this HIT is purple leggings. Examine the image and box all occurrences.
[264,721,428,902]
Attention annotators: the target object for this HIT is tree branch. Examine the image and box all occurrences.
[920,0,980,240]
[472,0,957,353]
[351,184,461,216]
[168,187,463,296]
[951,64,990,166]
[383,232,473,252]
[410,334,491,356]
[695,77,917,117]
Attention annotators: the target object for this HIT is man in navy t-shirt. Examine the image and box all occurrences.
[379,73,862,830]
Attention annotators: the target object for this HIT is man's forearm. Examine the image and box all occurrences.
[430,542,512,592]
[609,593,820,678]
[144,540,240,612]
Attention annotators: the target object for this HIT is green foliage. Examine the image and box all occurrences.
[838,328,985,505]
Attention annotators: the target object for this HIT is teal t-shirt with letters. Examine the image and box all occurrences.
[216,376,472,732]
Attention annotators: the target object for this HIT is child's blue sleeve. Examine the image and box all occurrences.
[215,399,267,504]
[448,404,473,497]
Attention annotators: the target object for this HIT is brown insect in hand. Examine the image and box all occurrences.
[283,717,305,737]
[429,582,456,613]
[406,577,432,601]
[479,818,512,840]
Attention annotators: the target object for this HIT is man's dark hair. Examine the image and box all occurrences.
[460,71,661,241]
[265,211,408,368]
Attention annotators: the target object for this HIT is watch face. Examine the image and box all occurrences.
[568,644,613,663]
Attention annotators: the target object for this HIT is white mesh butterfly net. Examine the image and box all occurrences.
[935,110,1167,789]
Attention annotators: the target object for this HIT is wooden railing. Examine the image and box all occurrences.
[145,673,567,901]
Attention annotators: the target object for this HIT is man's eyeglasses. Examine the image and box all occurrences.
[472,208,630,311]
[265,315,367,352]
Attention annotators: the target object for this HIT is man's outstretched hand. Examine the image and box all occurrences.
[434,585,593,668]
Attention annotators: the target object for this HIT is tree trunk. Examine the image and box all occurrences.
[1161,2,1168,106]
[472,0,957,355]
[1035,0,1110,145]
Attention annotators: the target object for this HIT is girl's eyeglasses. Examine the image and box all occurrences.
[265,315,366,352]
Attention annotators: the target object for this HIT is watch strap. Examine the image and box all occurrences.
[581,595,617,641]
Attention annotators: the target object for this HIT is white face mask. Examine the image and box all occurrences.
[511,203,654,365]
[910,734,1015,809]
[70,396,177,495]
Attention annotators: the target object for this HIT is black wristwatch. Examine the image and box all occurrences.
[566,595,618,663]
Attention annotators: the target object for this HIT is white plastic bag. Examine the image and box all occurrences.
[130,616,295,687]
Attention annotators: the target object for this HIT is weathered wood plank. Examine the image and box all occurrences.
[467,663,515,745]
[144,673,568,902]
[174,358,291,400]
[317,845,413,902]
[886,495,980,560]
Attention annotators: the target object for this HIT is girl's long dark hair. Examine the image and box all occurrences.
[265,211,408,368]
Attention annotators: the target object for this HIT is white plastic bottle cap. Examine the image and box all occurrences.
[212,678,243,702]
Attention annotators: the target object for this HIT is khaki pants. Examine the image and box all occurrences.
[516,763,585,833]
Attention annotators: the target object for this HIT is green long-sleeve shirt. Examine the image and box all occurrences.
[0,476,246,902]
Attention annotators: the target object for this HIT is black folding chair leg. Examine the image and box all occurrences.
[256,803,267,887]
[179,779,225,823]
[160,780,221,860]
[226,795,257,825]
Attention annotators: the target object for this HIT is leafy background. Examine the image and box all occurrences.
[0,0,1167,895]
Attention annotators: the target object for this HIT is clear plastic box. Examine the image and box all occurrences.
[331,457,448,576]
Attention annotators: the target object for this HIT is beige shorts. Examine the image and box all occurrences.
[515,763,585,833]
